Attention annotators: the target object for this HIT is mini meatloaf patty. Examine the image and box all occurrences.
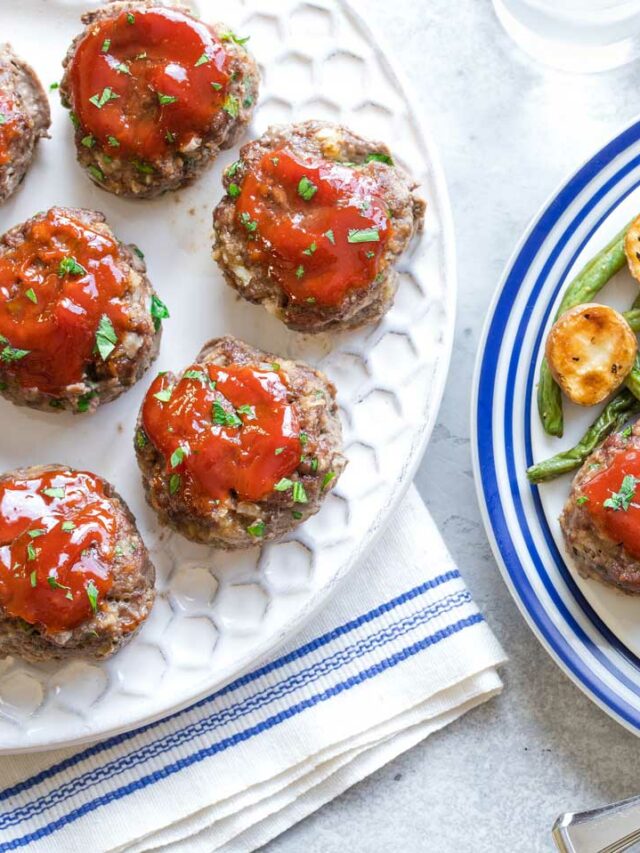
[0,44,50,203]
[135,336,346,548]
[0,464,155,662]
[212,121,426,333]
[0,206,167,414]
[560,422,640,593]
[60,1,259,198]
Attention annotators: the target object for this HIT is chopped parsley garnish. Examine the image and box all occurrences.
[303,242,317,256]
[27,542,37,561]
[132,159,154,174]
[49,82,59,91]
[165,130,176,143]
[58,256,86,277]
[47,576,71,595]
[324,229,335,244]
[25,288,37,304]
[101,38,111,53]
[292,510,303,520]
[157,92,178,106]
[169,473,181,495]
[61,521,76,532]
[30,571,37,588]
[135,429,148,449]
[240,212,258,234]
[212,401,242,428]
[223,94,240,118]
[298,176,318,201]
[86,580,99,614]
[150,294,170,331]
[1,343,29,362]
[274,478,293,492]
[347,228,380,243]
[0,114,5,125]
[211,82,222,91]
[81,135,95,148]
[271,156,279,166]
[228,182,241,198]
[107,135,120,147]
[365,250,375,259]
[28,529,45,538]
[115,62,131,75]
[226,160,242,178]
[365,152,393,165]
[310,458,319,472]
[322,471,336,489]
[274,447,284,455]
[299,432,308,445]
[154,388,173,403]
[170,446,189,468]
[237,404,256,420]
[195,53,210,66]
[88,165,104,182]
[220,31,251,46]
[77,391,95,413]
[184,369,206,382]
[95,314,117,361]
[69,111,80,128]
[127,12,135,24]
[295,265,305,279]
[247,520,265,537]
[43,486,64,499]
[604,474,639,511]
[292,482,308,504]
[132,244,144,260]
[89,87,120,109]
[622,425,633,438]
[271,362,280,371]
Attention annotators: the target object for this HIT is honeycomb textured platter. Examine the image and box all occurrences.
[0,0,455,752]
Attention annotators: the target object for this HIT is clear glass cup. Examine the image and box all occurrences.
[492,0,640,72]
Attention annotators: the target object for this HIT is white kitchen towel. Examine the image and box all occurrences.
[0,486,505,853]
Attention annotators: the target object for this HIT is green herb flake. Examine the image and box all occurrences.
[622,425,633,438]
[89,87,120,109]
[81,134,95,148]
[223,94,240,118]
[132,244,144,260]
[299,432,308,445]
[220,31,251,46]
[88,165,105,182]
[310,458,319,472]
[247,520,265,538]
[0,114,5,125]
[292,511,303,520]
[195,53,210,67]
[184,369,206,382]
[95,314,117,361]
[127,12,135,24]
[292,481,308,504]
[150,293,170,331]
[135,429,148,449]
[47,576,71,593]
[274,478,293,492]
[298,176,317,201]
[69,111,80,129]
[1,344,30,362]
[271,362,280,371]
[240,212,258,234]
[226,160,241,178]
[295,265,305,279]
[274,447,284,456]
[101,38,111,53]
[237,404,256,420]
[322,471,336,490]
[211,82,222,91]
[49,82,59,91]
[86,579,99,614]
[604,474,639,512]
[58,256,86,277]
[324,229,335,244]
[303,242,317,256]
[228,182,241,198]
[115,62,131,75]
[154,388,173,403]
[165,130,176,143]
[76,392,95,413]
[43,487,64,499]
[169,473,181,495]
[107,135,120,147]
[365,250,375,259]
[347,228,380,243]
[212,401,242,428]
[132,159,154,174]
[170,445,189,469]
[365,152,393,165]
[28,529,45,539]
[576,496,589,506]
[61,521,76,532]
[157,92,178,106]
[30,570,37,588]
[271,156,279,166]
[25,288,37,304]
[27,542,37,561]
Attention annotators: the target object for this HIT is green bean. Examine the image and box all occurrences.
[623,309,640,333]
[526,389,640,483]
[537,222,630,437]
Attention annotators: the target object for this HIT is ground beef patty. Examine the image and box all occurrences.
[60,1,259,199]
[135,336,346,548]
[212,121,426,333]
[560,423,640,593]
[0,44,50,203]
[0,206,166,414]
[0,464,155,662]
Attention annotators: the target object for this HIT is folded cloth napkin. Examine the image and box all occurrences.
[0,485,505,853]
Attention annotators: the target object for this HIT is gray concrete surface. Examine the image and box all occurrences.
[263,1,640,850]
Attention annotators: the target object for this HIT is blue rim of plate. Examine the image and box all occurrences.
[472,115,640,733]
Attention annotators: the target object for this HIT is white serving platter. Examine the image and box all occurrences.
[0,0,455,752]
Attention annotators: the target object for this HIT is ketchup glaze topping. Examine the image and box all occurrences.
[142,362,302,506]
[0,469,115,632]
[67,7,234,162]
[582,445,640,560]
[233,148,391,307]
[0,209,132,395]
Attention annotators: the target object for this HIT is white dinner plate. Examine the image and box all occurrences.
[0,0,456,752]
[472,113,640,734]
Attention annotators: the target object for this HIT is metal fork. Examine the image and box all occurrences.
[553,794,640,852]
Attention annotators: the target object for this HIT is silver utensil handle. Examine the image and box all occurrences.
[553,794,640,853]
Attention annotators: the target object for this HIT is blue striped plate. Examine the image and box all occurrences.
[472,116,640,733]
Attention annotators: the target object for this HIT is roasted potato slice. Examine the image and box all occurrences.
[625,214,640,282]
[546,303,637,406]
